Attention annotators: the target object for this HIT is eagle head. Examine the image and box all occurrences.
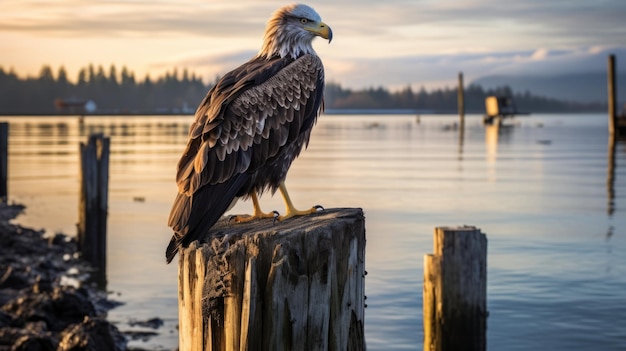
[259,4,333,59]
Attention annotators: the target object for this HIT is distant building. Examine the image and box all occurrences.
[484,95,525,124]
[485,96,517,117]
[54,98,97,115]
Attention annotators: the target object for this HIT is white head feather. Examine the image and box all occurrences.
[258,4,331,59]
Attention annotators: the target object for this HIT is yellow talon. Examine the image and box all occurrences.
[231,181,323,224]
[231,192,278,223]
[276,181,323,221]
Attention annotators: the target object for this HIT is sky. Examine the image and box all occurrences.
[1,0,625,91]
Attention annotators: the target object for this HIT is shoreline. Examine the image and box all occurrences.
[0,202,161,351]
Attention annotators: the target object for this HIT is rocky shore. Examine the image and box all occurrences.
[0,202,137,351]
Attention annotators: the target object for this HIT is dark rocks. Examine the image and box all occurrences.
[0,203,127,351]
[11,334,56,351]
[123,330,159,342]
[128,318,163,330]
[58,317,126,351]
[1,286,96,332]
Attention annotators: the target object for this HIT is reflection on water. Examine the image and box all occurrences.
[2,114,626,351]
[485,123,499,167]
[607,135,617,216]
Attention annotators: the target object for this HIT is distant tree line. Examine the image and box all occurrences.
[0,64,604,115]
[325,83,604,113]
[0,64,208,115]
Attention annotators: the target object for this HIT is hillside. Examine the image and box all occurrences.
[472,72,626,104]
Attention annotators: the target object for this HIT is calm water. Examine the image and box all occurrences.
[2,113,625,350]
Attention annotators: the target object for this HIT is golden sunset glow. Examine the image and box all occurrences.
[1,0,624,89]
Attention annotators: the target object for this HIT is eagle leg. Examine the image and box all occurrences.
[231,192,279,223]
[277,181,322,221]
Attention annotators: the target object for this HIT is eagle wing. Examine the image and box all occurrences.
[166,54,324,262]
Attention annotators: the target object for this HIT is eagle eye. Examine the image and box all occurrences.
[300,18,309,24]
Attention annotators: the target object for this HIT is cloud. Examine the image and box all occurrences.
[146,44,626,92]
[1,0,626,89]
[485,46,626,75]
[531,49,549,60]
[2,0,625,45]
[0,1,271,38]
[156,50,258,79]
[320,46,626,91]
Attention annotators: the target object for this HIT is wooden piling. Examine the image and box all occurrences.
[0,122,7,202]
[177,207,366,351]
[458,72,465,127]
[423,226,487,351]
[608,54,616,136]
[607,134,616,216]
[77,133,110,279]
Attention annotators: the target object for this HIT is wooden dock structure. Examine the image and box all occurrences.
[177,207,366,351]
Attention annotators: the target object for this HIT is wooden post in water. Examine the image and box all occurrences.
[178,208,366,351]
[607,134,616,216]
[77,133,110,280]
[0,122,7,203]
[423,226,487,351]
[458,72,465,128]
[608,54,617,136]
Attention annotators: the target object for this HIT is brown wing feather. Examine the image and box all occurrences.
[166,54,324,263]
[176,54,322,196]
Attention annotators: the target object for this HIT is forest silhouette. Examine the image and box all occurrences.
[0,64,604,115]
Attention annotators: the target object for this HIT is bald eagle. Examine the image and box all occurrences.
[166,4,332,263]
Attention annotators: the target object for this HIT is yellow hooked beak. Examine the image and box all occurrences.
[306,21,333,43]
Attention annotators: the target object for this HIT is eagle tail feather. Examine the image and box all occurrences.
[165,236,180,264]
[166,174,249,263]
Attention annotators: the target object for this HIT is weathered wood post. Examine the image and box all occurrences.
[178,207,366,351]
[458,72,465,128]
[0,122,7,203]
[423,226,487,351]
[607,134,616,216]
[608,54,617,136]
[77,133,110,282]
[458,72,466,156]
